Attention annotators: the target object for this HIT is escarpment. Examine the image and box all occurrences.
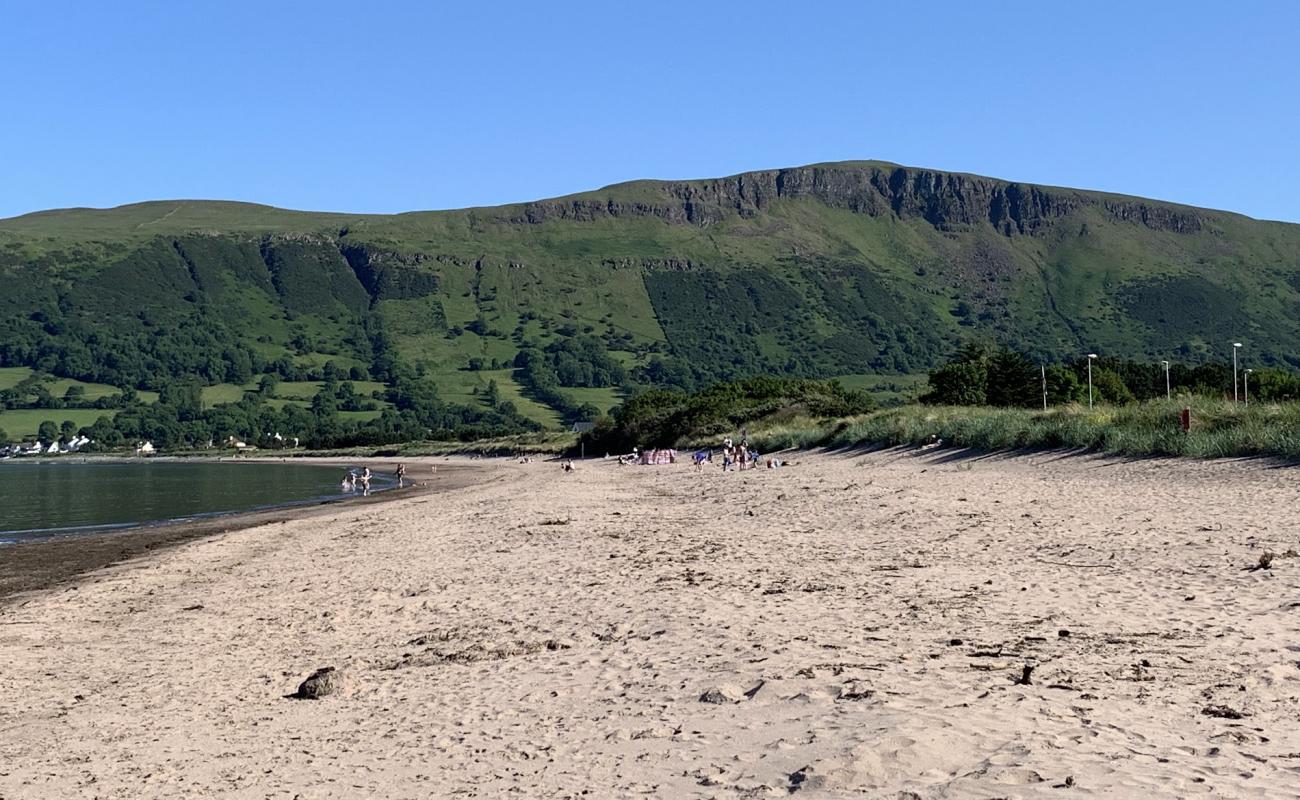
[512,163,1205,235]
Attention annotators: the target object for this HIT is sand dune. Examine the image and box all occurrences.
[3,450,1299,798]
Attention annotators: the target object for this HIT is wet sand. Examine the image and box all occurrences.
[2,449,1299,798]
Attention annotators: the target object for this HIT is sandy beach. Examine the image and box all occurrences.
[2,449,1299,798]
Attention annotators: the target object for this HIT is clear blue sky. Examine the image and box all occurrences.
[4,1,1298,221]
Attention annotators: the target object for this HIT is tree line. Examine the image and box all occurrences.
[922,344,1300,407]
[16,366,540,450]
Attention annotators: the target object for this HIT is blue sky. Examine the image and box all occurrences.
[4,1,1298,221]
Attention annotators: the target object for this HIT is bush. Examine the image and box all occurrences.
[591,377,876,452]
[923,361,987,405]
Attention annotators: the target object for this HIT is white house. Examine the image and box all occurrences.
[136,441,156,455]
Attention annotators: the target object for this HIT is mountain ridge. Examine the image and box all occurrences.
[2,159,1298,431]
[3,160,1290,234]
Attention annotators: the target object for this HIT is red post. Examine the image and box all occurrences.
[1180,407,1191,433]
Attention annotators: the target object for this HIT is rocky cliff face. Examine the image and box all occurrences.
[511,164,1206,235]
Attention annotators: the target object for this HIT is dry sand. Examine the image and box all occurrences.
[2,449,1299,798]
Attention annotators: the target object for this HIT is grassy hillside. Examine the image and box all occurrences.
[2,160,1298,432]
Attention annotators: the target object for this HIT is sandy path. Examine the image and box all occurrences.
[2,449,1299,798]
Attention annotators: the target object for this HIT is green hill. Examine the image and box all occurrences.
[3,160,1298,431]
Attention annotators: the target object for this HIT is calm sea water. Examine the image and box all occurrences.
[0,461,392,542]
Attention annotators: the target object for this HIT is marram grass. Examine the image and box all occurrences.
[741,399,1300,461]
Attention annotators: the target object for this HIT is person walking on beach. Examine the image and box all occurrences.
[395,463,407,488]
[359,466,372,495]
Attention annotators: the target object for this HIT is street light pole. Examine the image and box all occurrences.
[1232,343,1242,403]
[1087,354,1097,408]
[1244,369,1252,408]
[1162,360,1170,401]
[1041,363,1047,411]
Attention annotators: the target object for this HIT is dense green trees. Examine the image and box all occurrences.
[590,377,877,452]
[37,420,59,444]
[920,344,1029,406]
[512,337,628,423]
[644,264,949,381]
[1090,368,1135,404]
[922,345,1283,407]
[2,362,540,449]
[923,359,988,405]
[1248,368,1300,401]
[1043,365,1085,405]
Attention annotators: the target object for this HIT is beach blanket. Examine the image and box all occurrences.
[640,449,677,465]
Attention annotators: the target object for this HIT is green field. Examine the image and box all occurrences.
[199,380,389,408]
[833,373,929,405]
[432,368,563,428]
[0,409,114,439]
[0,367,140,402]
[200,383,258,405]
[565,386,623,415]
[0,367,31,390]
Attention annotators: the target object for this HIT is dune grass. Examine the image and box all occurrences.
[742,399,1300,461]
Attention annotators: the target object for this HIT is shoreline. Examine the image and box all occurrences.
[0,458,484,605]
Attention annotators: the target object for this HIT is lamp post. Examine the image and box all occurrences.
[1161,360,1171,400]
[1244,369,1252,408]
[1041,364,1047,411]
[1087,353,1098,408]
[1232,342,1242,403]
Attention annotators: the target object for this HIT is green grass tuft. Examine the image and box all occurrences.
[739,399,1300,461]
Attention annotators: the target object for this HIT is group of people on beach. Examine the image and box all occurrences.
[694,439,785,471]
[341,463,408,495]
[341,467,373,495]
[719,437,760,471]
